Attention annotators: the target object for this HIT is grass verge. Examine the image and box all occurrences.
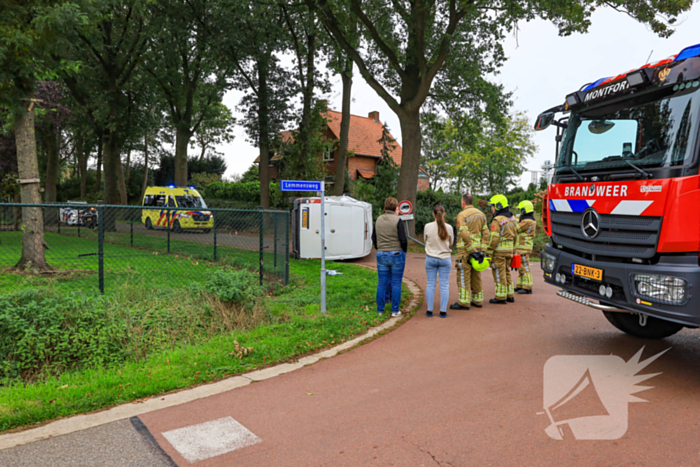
[0,233,412,433]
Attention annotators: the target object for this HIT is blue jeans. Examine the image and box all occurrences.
[425,256,451,312]
[376,250,406,313]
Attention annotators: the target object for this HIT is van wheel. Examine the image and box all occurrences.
[145,218,153,230]
[602,311,683,339]
[173,220,182,233]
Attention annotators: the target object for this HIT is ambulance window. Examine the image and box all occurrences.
[176,195,206,208]
[167,197,176,207]
[154,195,166,207]
[143,195,152,206]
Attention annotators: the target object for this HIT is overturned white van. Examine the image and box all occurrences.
[292,195,373,260]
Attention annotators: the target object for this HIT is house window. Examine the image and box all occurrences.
[325,176,335,185]
[323,147,334,161]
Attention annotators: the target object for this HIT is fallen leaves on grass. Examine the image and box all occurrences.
[228,340,254,359]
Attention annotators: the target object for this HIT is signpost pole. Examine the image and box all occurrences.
[280,180,327,314]
[320,182,326,314]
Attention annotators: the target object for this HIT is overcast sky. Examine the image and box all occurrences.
[215,5,700,188]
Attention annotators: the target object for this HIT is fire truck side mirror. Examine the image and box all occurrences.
[534,112,555,131]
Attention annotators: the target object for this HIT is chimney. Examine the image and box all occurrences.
[368,111,379,122]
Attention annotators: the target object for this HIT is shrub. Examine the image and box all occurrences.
[204,269,264,308]
[0,272,268,384]
[204,181,283,208]
[414,189,488,234]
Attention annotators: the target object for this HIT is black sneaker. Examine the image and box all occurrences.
[517,289,532,295]
[470,302,483,308]
[439,311,447,318]
[507,297,515,303]
[489,298,507,305]
[426,311,433,317]
[449,302,470,310]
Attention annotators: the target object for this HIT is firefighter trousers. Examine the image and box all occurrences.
[517,250,533,290]
[491,254,514,300]
[455,257,484,306]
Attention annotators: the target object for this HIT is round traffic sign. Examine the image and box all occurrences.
[398,200,413,215]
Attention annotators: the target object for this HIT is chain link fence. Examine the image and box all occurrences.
[0,202,289,292]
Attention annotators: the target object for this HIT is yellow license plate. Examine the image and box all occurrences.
[301,208,309,229]
[572,264,603,281]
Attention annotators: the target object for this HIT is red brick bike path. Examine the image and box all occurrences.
[138,252,700,466]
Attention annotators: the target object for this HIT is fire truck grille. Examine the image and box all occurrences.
[550,212,662,259]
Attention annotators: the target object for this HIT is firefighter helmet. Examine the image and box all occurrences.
[517,200,535,215]
[488,194,509,211]
[469,251,490,272]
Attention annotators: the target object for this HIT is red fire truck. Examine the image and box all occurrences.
[535,43,700,339]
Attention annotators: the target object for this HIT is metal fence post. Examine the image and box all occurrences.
[97,201,105,294]
[57,206,60,234]
[285,209,290,285]
[274,213,278,269]
[130,210,134,247]
[212,211,218,261]
[259,207,264,286]
[166,208,171,253]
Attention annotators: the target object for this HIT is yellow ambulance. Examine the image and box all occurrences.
[141,186,214,233]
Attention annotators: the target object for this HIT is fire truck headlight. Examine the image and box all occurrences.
[633,274,688,305]
[542,252,556,272]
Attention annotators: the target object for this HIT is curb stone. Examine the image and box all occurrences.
[0,276,422,451]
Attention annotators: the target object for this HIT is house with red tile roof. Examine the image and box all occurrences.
[257,109,431,191]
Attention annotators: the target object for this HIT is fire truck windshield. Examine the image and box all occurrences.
[556,87,700,175]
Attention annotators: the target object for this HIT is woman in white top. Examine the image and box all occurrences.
[423,205,454,318]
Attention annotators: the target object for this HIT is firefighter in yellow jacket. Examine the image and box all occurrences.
[485,194,518,304]
[450,194,490,310]
[515,200,537,295]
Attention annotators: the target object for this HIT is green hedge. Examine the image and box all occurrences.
[415,190,488,234]
[204,181,284,208]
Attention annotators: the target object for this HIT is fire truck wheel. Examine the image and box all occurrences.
[602,311,683,339]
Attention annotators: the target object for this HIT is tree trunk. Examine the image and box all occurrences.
[141,131,149,201]
[117,154,128,205]
[77,136,88,200]
[397,110,422,236]
[14,98,49,271]
[174,126,190,186]
[333,57,352,196]
[95,136,103,192]
[258,58,271,209]
[102,131,121,205]
[44,129,60,203]
[125,146,131,187]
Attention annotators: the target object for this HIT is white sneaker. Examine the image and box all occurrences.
[391,311,402,318]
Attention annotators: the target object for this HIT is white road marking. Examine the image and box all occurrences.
[162,417,261,463]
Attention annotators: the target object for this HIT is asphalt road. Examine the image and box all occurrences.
[0,419,175,467]
[3,252,700,466]
[114,222,280,252]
